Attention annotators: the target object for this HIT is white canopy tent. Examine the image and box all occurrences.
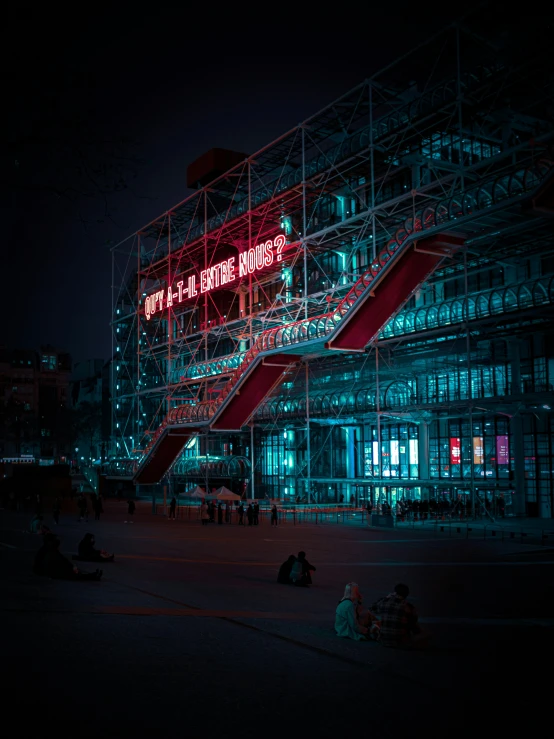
[186,486,207,498]
[215,486,242,501]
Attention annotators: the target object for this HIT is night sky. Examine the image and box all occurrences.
[4,3,474,364]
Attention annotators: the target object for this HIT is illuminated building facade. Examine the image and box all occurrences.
[109,24,554,517]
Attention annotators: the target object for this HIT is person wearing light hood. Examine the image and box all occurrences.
[335,583,378,641]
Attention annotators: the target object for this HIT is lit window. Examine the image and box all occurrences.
[41,354,57,371]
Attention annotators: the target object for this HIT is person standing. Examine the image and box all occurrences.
[246,503,254,526]
[253,501,259,525]
[94,496,103,521]
[200,501,209,526]
[237,502,244,525]
[217,501,223,525]
[52,497,61,525]
[125,499,136,524]
[365,499,373,522]
[169,496,177,520]
[225,502,231,523]
[77,493,88,522]
[271,504,278,527]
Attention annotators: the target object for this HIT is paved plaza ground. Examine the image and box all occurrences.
[2,500,553,738]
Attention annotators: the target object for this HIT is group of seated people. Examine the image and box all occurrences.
[277,551,316,587]
[335,581,428,649]
[276,552,426,648]
[33,532,115,581]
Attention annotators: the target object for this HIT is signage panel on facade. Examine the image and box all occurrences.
[409,438,418,465]
[372,441,379,466]
[496,435,509,464]
[450,437,461,465]
[473,436,484,465]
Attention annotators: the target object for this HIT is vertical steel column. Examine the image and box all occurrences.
[111,245,115,453]
[167,213,172,417]
[509,340,526,516]
[136,233,141,455]
[302,125,311,501]
[456,25,465,192]
[249,159,253,344]
[248,158,254,501]
[166,215,173,494]
[302,127,308,322]
[464,248,475,517]
[203,192,209,397]
[345,426,356,503]
[304,350,312,510]
[369,82,377,262]
[250,423,255,500]
[376,344,382,488]
[419,422,430,480]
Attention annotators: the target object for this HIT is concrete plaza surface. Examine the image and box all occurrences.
[2,501,553,739]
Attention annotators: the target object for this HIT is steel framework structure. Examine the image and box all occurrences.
[110,18,554,516]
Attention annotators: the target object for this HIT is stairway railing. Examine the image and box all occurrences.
[137,158,553,463]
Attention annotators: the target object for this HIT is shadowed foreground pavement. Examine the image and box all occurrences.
[2,502,553,739]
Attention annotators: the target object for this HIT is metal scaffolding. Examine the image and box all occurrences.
[109,17,554,516]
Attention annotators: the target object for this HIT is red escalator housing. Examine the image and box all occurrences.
[134,429,193,485]
[211,354,299,430]
[326,233,464,352]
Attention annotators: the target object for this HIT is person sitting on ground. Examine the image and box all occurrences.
[34,533,102,581]
[370,583,428,649]
[335,583,379,641]
[277,555,297,584]
[290,550,316,586]
[77,533,115,562]
[29,514,50,535]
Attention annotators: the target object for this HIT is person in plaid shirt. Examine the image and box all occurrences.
[370,583,427,648]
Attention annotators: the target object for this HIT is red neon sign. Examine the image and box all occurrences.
[144,235,286,320]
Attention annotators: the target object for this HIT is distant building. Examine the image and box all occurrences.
[71,359,104,406]
[69,357,111,465]
[0,345,72,460]
[0,348,39,413]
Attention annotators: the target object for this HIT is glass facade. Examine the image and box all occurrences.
[429,418,511,481]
